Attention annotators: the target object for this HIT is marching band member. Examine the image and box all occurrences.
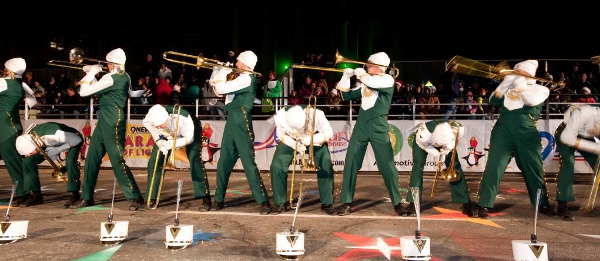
[15,122,83,208]
[332,51,404,216]
[270,105,336,215]
[475,60,552,218]
[1,57,36,206]
[553,104,600,221]
[406,120,474,217]
[75,48,145,210]
[208,50,272,215]
[143,104,212,211]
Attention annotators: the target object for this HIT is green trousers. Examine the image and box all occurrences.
[407,137,471,203]
[270,143,334,207]
[477,114,549,208]
[0,113,24,196]
[81,107,143,201]
[339,115,402,206]
[23,144,82,193]
[214,107,269,204]
[146,137,209,200]
[555,123,597,202]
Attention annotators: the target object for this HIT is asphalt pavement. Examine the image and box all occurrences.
[1,168,599,261]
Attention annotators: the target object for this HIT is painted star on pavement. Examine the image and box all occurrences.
[427,207,505,228]
[77,205,111,213]
[192,229,222,245]
[334,232,443,261]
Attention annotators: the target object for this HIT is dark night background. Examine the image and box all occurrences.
[2,1,597,77]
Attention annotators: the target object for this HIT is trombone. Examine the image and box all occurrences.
[47,47,125,75]
[580,155,600,212]
[447,55,565,91]
[163,51,262,77]
[26,124,68,182]
[147,104,184,209]
[439,126,461,183]
[289,97,320,208]
[334,49,400,79]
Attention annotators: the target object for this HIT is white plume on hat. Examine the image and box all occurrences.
[15,135,36,156]
[106,48,126,64]
[286,105,306,130]
[432,122,454,147]
[147,104,169,127]
[514,60,538,77]
[368,52,390,72]
[237,51,257,70]
[5,58,26,75]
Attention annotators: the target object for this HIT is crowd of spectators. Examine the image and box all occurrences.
[23,52,600,121]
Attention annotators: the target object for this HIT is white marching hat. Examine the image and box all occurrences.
[165,224,194,250]
[432,122,454,147]
[276,230,305,260]
[368,52,390,72]
[0,220,29,245]
[106,48,126,65]
[286,105,306,130]
[514,60,538,77]
[147,104,169,127]
[15,135,36,156]
[4,58,26,76]
[237,50,257,70]
[100,221,129,245]
[512,240,548,261]
[400,235,431,260]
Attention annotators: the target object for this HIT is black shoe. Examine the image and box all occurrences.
[23,191,44,207]
[11,194,31,207]
[394,203,404,216]
[539,205,555,216]
[260,202,272,215]
[336,203,352,216]
[321,204,337,215]
[148,199,157,208]
[405,202,417,217]
[271,203,289,215]
[477,205,490,219]
[214,201,225,211]
[556,201,574,221]
[63,192,81,209]
[198,196,212,212]
[129,198,145,211]
[461,203,476,217]
[73,198,95,209]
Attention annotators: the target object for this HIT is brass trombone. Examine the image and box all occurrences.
[580,155,600,212]
[439,126,461,183]
[25,124,68,182]
[289,98,320,208]
[162,51,262,77]
[430,153,443,200]
[147,104,183,209]
[334,49,400,79]
[447,55,565,91]
[47,47,125,75]
[591,55,600,65]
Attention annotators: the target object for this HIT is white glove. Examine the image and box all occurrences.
[354,68,367,78]
[155,139,167,149]
[87,65,103,75]
[46,147,61,157]
[425,147,440,159]
[343,68,354,78]
[301,133,326,146]
[159,140,173,155]
[513,76,530,92]
[219,67,233,75]
[83,65,92,73]
[296,143,307,153]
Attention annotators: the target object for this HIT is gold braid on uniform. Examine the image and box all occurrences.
[554,123,565,197]
[241,106,268,196]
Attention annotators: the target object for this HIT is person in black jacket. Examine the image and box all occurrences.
[438,63,461,120]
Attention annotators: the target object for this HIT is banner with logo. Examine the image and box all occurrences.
[5,119,592,174]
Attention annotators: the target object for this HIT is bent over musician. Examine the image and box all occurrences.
[15,122,83,208]
[143,104,211,211]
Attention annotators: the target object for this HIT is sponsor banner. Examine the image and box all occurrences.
[5,119,591,174]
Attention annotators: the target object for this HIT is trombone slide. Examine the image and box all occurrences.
[581,155,600,212]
